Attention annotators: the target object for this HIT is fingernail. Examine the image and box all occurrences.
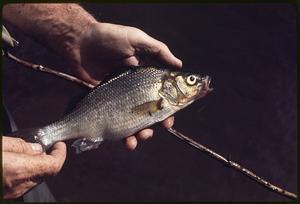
[168,117,175,127]
[143,129,154,139]
[90,79,100,86]
[177,59,183,68]
[30,143,43,153]
[125,136,137,151]
[172,57,182,68]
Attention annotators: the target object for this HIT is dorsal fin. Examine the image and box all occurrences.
[96,66,139,88]
[94,65,166,88]
[66,66,163,113]
[65,66,143,113]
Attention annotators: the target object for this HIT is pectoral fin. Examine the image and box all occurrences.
[132,99,164,116]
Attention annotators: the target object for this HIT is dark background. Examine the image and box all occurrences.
[2,3,297,201]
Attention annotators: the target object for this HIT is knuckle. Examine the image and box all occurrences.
[128,26,146,38]
[159,42,168,49]
[49,161,61,176]
[12,190,25,199]
[15,138,28,152]
[4,178,14,190]
[15,138,25,144]
[5,189,24,199]
[130,26,142,33]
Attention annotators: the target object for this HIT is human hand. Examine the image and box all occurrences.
[3,4,179,150]
[69,22,182,84]
[64,22,182,150]
[2,136,66,199]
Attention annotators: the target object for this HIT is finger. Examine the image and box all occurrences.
[134,34,182,68]
[2,136,43,155]
[3,152,44,185]
[3,143,66,183]
[136,129,153,140]
[4,180,39,199]
[122,56,140,66]
[124,136,137,150]
[47,142,67,175]
[152,41,182,68]
[71,65,100,86]
[162,116,175,129]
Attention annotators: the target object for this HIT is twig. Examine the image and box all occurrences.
[4,51,297,200]
[167,128,297,200]
[5,52,95,89]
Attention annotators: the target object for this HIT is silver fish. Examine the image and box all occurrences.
[12,67,212,153]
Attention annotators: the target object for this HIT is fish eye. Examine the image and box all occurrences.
[186,75,197,85]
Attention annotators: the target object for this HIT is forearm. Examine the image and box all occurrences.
[3,4,97,56]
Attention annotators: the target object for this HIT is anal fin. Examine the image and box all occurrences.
[72,137,103,154]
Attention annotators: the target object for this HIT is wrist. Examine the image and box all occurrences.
[4,4,98,62]
[77,20,100,47]
[58,15,98,61]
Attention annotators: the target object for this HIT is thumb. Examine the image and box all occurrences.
[2,136,43,155]
[3,142,67,182]
[134,33,182,68]
[47,142,67,176]
[30,142,67,178]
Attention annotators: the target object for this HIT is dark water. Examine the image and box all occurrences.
[2,3,297,201]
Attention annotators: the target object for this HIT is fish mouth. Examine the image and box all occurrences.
[195,76,213,100]
[204,76,213,92]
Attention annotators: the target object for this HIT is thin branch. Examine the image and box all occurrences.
[5,52,95,89]
[167,128,297,200]
[4,52,298,200]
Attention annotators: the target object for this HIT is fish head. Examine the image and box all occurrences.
[160,71,213,107]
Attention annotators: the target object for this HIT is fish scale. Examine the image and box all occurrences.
[11,67,212,153]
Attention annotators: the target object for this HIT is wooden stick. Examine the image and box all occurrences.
[4,51,297,200]
[5,52,95,89]
[167,128,297,200]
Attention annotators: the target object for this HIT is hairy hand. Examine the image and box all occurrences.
[65,22,182,150]
[70,22,182,84]
[2,136,66,199]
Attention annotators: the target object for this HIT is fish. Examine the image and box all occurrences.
[11,66,212,153]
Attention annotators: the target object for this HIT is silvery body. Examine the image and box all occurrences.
[14,67,212,153]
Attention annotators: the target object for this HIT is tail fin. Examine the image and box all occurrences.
[8,128,49,151]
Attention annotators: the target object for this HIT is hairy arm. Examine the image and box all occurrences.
[3,3,96,58]
[2,137,66,199]
[3,4,181,82]
[3,4,95,51]
[3,3,180,150]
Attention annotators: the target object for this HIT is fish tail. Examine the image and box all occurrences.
[8,128,51,151]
